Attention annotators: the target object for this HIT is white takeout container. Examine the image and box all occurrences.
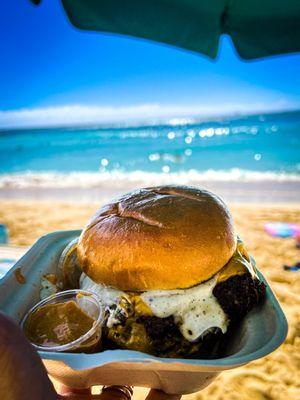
[0,230,288,394]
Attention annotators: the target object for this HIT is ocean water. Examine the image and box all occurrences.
[0,110,300,188]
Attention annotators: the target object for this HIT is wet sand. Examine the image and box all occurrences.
[1,180,300,204]
[0,200,299,399]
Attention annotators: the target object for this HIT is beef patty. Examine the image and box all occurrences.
[105,273,266,358]
[141,273,266,358]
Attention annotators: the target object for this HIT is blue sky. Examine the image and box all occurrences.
[1,0,300,128]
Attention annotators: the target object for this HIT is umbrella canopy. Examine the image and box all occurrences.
[56,0,300,59]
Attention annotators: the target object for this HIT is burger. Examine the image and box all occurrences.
[75,185,265,358]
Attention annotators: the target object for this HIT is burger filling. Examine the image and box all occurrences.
[80,239,265,357]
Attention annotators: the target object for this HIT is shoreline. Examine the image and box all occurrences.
[1,180,300,204]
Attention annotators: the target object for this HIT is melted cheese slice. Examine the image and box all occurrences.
[217,239,257,282]
[141,274,228,341]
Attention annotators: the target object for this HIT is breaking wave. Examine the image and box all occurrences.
[1,169,300,189]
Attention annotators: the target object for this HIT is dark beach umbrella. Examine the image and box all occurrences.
[33,0,300,59]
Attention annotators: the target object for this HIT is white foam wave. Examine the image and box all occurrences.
[0,169,300,189]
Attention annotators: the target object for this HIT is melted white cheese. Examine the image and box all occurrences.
[141,275,228,341]
[80,274,126,327]
[80,273,228,342]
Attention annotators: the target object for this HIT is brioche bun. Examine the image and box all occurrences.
[77,185,237,291]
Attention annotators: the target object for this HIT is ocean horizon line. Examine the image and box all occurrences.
[0,106,299,133]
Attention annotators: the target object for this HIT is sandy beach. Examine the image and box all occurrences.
[0,199,299,399]
[1,180,300,205]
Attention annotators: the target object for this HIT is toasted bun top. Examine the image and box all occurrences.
[77,185,237,291]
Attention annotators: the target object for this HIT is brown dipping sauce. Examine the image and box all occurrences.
[24,300,95,347]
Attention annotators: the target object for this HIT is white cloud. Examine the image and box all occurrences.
[0,101,299,129]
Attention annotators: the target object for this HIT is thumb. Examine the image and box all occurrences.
[0,312,57,400]
[58,385,133,400]
[146,389,182,400]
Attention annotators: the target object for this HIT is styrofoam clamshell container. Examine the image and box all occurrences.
[0,230,288,394]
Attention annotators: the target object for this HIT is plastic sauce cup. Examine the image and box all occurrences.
[21,289,104,353]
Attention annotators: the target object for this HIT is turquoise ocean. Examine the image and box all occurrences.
[0,110,300,190]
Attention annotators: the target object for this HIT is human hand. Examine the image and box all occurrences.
[0,312,181,400]
[58,386,181,400]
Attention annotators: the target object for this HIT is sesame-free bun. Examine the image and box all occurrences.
[77,186,237,291]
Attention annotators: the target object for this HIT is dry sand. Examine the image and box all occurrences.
[0,200,299,400]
